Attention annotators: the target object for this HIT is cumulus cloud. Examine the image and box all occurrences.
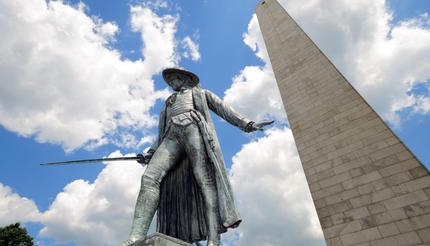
[414,95,430,114]
[242,15,269,63]
[182,36,201,61]
[0,183,41,226]
[140,0,169,10]
[229,128,324,245]
[39,151,146,246]
[0,0,184,151]
[130,4,179,76]
[224,15,286,122]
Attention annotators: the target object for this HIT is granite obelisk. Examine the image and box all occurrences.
[256,0,430,245]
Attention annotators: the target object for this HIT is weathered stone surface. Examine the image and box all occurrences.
[256,0,430,245]
[130,233,192,246]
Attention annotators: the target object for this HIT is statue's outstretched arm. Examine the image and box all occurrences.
[205,89,250,130]
[204,89,251,131]
[204,89,274,132]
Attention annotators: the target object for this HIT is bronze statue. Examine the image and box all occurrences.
[121,68,273,246]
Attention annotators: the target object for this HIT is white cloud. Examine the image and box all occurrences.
[137,135,156,148]
[242,14,270,63]
[0,183,41,227]
[95,20,119,42]
[182,36,201,61]
[224,15,286,122]
[140,0,169,10]
[0,0,180,151]
[229,128,324,245]
[39,151,146,246]
[414,96,430,114]
[130,4,179,76]
[224,64,286,122]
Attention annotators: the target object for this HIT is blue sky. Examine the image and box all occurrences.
[0,0,429,245]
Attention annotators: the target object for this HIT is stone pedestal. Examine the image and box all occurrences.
[130,233,192,246]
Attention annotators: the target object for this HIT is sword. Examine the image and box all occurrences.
[40,155,148,166]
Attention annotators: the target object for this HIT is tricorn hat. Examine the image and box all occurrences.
[162,68,199,87]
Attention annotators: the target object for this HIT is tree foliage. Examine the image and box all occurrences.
[0,223,34,246]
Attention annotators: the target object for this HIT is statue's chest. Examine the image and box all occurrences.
[167,89,194,113]
[166,89,195,126]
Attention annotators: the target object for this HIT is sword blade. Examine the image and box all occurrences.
[40,156,140,166]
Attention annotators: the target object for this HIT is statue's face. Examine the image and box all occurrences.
[167,74,187,91]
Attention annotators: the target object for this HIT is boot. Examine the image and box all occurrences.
[206,232,220,246]
[119,238,139,246]
[207,239,220,246]
[126,186,159,244]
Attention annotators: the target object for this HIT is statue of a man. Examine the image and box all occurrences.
[121,68,273,246]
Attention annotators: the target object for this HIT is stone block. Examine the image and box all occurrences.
[357,183,374,196]
[396,213,430,233]
[131,233,192,246]
[372,154,400,169]
[326,237,343,246]
[383,190,428,210]
[340,220,363,235]
[396,150,414,162]
[368,203,387,215]
[331,213,346,225]
[343,171,382,190]
[329,201,353,215]
[379,159,419,177]
[425,187,430,197]
[320,216,334,228]
[335,157,371,175]
[404,175,430,192]
[325,189,360,206]
[369,144,405,162]
[409,166,429,178]
[369,231,421,246]
[325,224,348,239]
[403,200,430,217]
[383,172,413,186]
[350,194,372,208]
[371,188,395,203]
[340,227,381,246]
[345,207,370,220]
[377,223,399,237]
[350,167,364,178]
[374,208,407,225]
[319,172,351,188]
[417,227,430,242]
[359,216,378,230]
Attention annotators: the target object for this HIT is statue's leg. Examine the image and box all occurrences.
[127,134,183,242]
[184,123,220,246]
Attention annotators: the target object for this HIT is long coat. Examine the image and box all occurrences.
[150,86,250,243]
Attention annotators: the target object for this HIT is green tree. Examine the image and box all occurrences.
[0,223,34,246]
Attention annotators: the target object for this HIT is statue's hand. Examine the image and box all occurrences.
[136,149,155,165]
[245,120,274,132]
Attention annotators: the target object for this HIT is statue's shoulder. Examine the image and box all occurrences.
[193,86,211,96]
[191,86,205,97]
